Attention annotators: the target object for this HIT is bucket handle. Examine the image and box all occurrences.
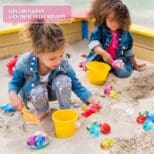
[75,117,86,128]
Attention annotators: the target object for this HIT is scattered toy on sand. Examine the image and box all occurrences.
[0,103,16,112]
[81,103,102,118]
[100,138,115,149]
[21,107,40,125]
[26,132,51,150]
[6,55,18,75]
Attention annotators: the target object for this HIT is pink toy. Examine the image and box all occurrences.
[79,61,87,71]
[6,55,18,75]
[111,59,124,69]
[81,103,102,118]
[104,86,113,95]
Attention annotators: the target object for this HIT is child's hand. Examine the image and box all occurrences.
[9,91,24,111]
[86,96,100,105]
[93,46,113,64]
[34,111,49,121]
[133,63,146,71]
[102,51,113,64]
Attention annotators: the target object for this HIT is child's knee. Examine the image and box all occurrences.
[29,84,49,113]
[52,75,72,109]
[114,69,132,78]
[30,84,48,99]
[52,75,72,89]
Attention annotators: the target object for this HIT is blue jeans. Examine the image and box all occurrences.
[112,62,133,78]
[28,75,72,113]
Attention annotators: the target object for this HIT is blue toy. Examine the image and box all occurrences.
[0,103,16,112]
[143,120,153,132]
[26,132,50,150]
[147,114,154,123]
[87,122,101,137]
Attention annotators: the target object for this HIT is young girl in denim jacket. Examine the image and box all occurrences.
[8,20,98,120]
[87,0,146,78]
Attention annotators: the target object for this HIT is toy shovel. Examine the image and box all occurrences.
[21,107,40,124]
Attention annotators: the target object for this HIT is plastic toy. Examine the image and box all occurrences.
[26,132,50,149]
[100,138,115,149]
[104,85,113,95]
[87,122,101,137]
[103,86,119,99]
[0,103,16,112]
[81,103,102,118]
[82,104,88,111]
[21,107,40,124]
[136,111,154,131]
[108,90,119,99]
[147,114,154,123]
[100,123,111,134]
[79,61,87,71]
[111,59,124,69]
[6,55,18,75]
[136,114,147,124]
[143,119,153,132]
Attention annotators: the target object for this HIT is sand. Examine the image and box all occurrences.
[0,40,154,154]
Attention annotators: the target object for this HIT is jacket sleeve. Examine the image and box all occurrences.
[88,25,103,51]
[122,32,134,57]
[121,32,133,51]
[8,57,25,94]
[66,61,92,103]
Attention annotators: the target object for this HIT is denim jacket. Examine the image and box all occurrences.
[87,24,134,62]
[8,52,92,105]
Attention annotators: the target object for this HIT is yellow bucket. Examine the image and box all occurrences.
[86,61,111,85]
[52,109,78,138]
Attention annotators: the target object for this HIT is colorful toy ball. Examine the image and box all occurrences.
[100,123,111,134]
[26,132,50,149]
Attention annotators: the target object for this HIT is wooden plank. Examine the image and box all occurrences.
[132,34,154,50]
[61,21,81,35]
[0,33,81,58]
[65,33,81,43]
[0,42,32,59]
[133,45,154,62]
[0,21,82,48]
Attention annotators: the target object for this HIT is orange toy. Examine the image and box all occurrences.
[21,107,40,124]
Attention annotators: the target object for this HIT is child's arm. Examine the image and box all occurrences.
[89,25,113,64]
[9,91,24,111]
[66,60,99,104]
[8,56,25,111]
[86,96,99,104]
[93,46,113,64]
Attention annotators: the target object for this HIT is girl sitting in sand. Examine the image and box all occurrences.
[8,19,98,120]
[86,0,146,78]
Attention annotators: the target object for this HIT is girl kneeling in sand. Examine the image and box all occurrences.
[8,19,98,120]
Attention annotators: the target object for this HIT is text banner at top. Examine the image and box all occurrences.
[3,5,72,24]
